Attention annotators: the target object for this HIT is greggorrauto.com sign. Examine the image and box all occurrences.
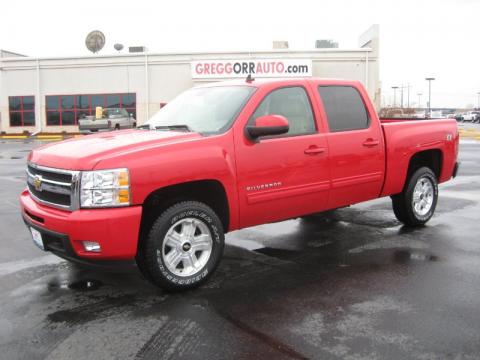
[191,59,312,79]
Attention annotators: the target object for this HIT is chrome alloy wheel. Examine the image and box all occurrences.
[412,176,434,217]
[159,218,213,277]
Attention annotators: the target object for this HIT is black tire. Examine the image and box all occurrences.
[136,201,224,291]
[391,167,438,227]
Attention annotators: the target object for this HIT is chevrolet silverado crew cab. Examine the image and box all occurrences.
[21,78,460,291]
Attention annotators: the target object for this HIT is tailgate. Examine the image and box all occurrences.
[78,118,110,131]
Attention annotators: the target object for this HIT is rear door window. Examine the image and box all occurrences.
[318,86,369,132]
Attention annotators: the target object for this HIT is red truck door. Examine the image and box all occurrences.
[234,84,330,228]
[316,84,385,208]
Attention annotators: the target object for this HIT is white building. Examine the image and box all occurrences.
[0,25,379,134]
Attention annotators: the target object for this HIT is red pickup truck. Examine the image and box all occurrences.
[21,78,459,290]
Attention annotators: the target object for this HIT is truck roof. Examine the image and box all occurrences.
[197,78,363,88]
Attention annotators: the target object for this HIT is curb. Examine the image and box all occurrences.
[0,135,30,139]
[36,135,64,139]
[0,134,80,141]
[459,128,480,139]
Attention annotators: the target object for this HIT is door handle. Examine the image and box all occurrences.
[362,139,380,147]
[304,146,326,155]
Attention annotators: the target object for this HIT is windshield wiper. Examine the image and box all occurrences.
[155,124,192,132]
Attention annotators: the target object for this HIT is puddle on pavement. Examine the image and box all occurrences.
[47,294,137,325]
[394,250,439,263]
[226,238,264,251]
[68,279,104,291]
[435,196,476,212]
[254,247,302,260]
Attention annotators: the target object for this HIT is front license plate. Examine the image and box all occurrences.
[30,227,45,250]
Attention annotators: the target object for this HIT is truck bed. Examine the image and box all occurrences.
[379,118,459,197]
[380,117,454,123]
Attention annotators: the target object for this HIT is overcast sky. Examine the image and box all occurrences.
[1,0,478,108]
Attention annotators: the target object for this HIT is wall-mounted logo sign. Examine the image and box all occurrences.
[191,59,312,79]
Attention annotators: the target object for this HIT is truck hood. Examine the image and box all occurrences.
[29,129,203,170]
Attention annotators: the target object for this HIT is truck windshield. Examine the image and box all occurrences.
[145,86,255,135]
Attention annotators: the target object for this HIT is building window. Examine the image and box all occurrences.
[9,96,35,127]
[46,93,136,126]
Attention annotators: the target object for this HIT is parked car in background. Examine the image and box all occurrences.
[452,113,464,122]
[462,111,476,122]
[78,108,136,133]
[472,111,480,123]
[412,111,426,118]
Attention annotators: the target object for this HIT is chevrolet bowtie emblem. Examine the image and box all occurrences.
[33,175,43,191]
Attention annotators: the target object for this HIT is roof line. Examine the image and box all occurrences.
[0,48,373,62]
[0,49,28,57]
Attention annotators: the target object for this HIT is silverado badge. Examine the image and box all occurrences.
[246,182,282,192]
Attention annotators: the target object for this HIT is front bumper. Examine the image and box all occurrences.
[20,189,142,261]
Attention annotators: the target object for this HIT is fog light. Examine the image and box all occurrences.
[83,241,101,252]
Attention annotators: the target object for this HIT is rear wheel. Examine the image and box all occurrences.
[391,167,438,226]
[136,201,224,291]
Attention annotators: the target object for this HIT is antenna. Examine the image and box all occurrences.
[246,74,255,83]
[85,30,106,54]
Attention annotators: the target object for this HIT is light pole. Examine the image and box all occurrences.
[417,93,422,109]
[400,84,404,108]
[406,83,410,108]
[425,77,435,116]
[407,83,410,108]
[477,92,480,110]
[392,86,399,107]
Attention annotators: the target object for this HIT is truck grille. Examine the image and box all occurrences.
[26,163,80,211]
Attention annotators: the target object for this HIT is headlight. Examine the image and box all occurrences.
[80,168,130,208]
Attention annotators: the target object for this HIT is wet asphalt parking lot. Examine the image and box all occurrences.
[1,127,480,360]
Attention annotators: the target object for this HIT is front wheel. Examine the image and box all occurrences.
[136,201,225,291]
[391,167,438,226]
